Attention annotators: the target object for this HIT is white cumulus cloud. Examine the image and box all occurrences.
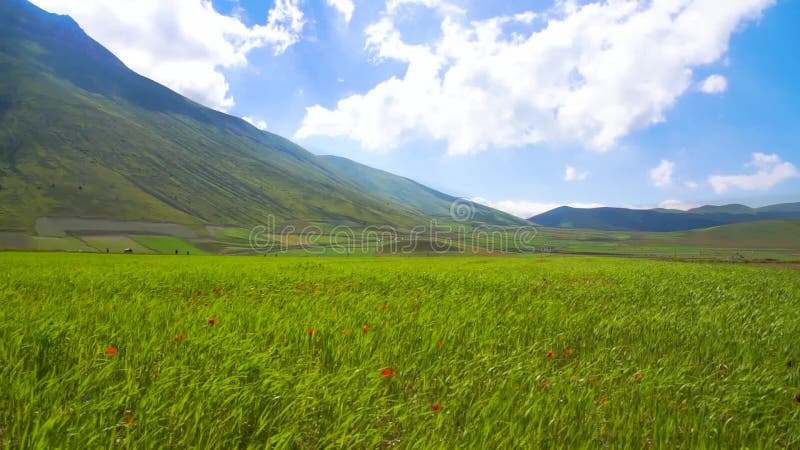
[564,165,588,181]
[708,153,798,193]
[650,160,675,188]
[699,74,728,94]
[242,116,268,130]
[296,0,774,154]
[30,0,306,112]
[471,197,604,219]
[326,0,355,23]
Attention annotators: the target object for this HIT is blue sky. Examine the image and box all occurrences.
[31,0,800,217]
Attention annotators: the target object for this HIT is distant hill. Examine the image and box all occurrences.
[0,0,516,233]
[680,219,800,249]
[319,155,526,226]
[529,203,800,231]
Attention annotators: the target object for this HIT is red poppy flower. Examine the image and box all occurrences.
[176,332,186,342]
[124,414,135,428]
[196,290,204,296]
[382,305,388,312]
[438,339,444,347]
[308,328,315,337]
[362,325,369,333]
[546,351,554,358]
[381,368,394,377]
[208,317,218,326]
[564,349,574,356]
[432,403,441,412]
[105,346,117,356]
[213,287,221,295]
[542,380,551,389]
[635,373,643,381]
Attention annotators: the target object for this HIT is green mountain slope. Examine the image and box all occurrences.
[319,155,526,226]
[0,0,518,234]
[679,219,800,249]
[687,204,758,215]
[530,203,800,232]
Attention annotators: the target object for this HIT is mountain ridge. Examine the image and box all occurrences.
[319,155,526,226]
[529,202,800,231]
[0,0,519,234]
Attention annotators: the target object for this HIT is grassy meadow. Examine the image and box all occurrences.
[1,253,800,448]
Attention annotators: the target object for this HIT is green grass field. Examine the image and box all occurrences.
[131,236,208,255]
[1,253,799,448]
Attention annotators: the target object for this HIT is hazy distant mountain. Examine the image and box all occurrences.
[529,203,800,231]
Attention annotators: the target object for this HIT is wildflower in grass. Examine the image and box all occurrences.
[546,351,554,358]
[341,329,350,336]
[381,368,394,377]
[82,395,90,402]
[124,414,135,428]
[382,305,388,312]
[208,317,218,326]
[564,349,574,356]
[363,325,369,333]
[438,339,444,347]
[542,380,551,389]
[308,328,315,337]
[196,290,204,296]
[213,287,221,295]
[635,373,643,381]
[176,332,186,342]
[570,375,577,381]
[432,403,441,412]
[105,346,117,356]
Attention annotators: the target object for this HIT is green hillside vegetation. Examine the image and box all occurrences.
[0,0,520,236]
[320,155,525,226]
[680,219,800,249]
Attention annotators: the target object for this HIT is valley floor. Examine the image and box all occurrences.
[1,253,799,448]
[2,217,800,261]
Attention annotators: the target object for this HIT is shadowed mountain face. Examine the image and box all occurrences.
[0,0,522,232]
[529,203,800,232]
